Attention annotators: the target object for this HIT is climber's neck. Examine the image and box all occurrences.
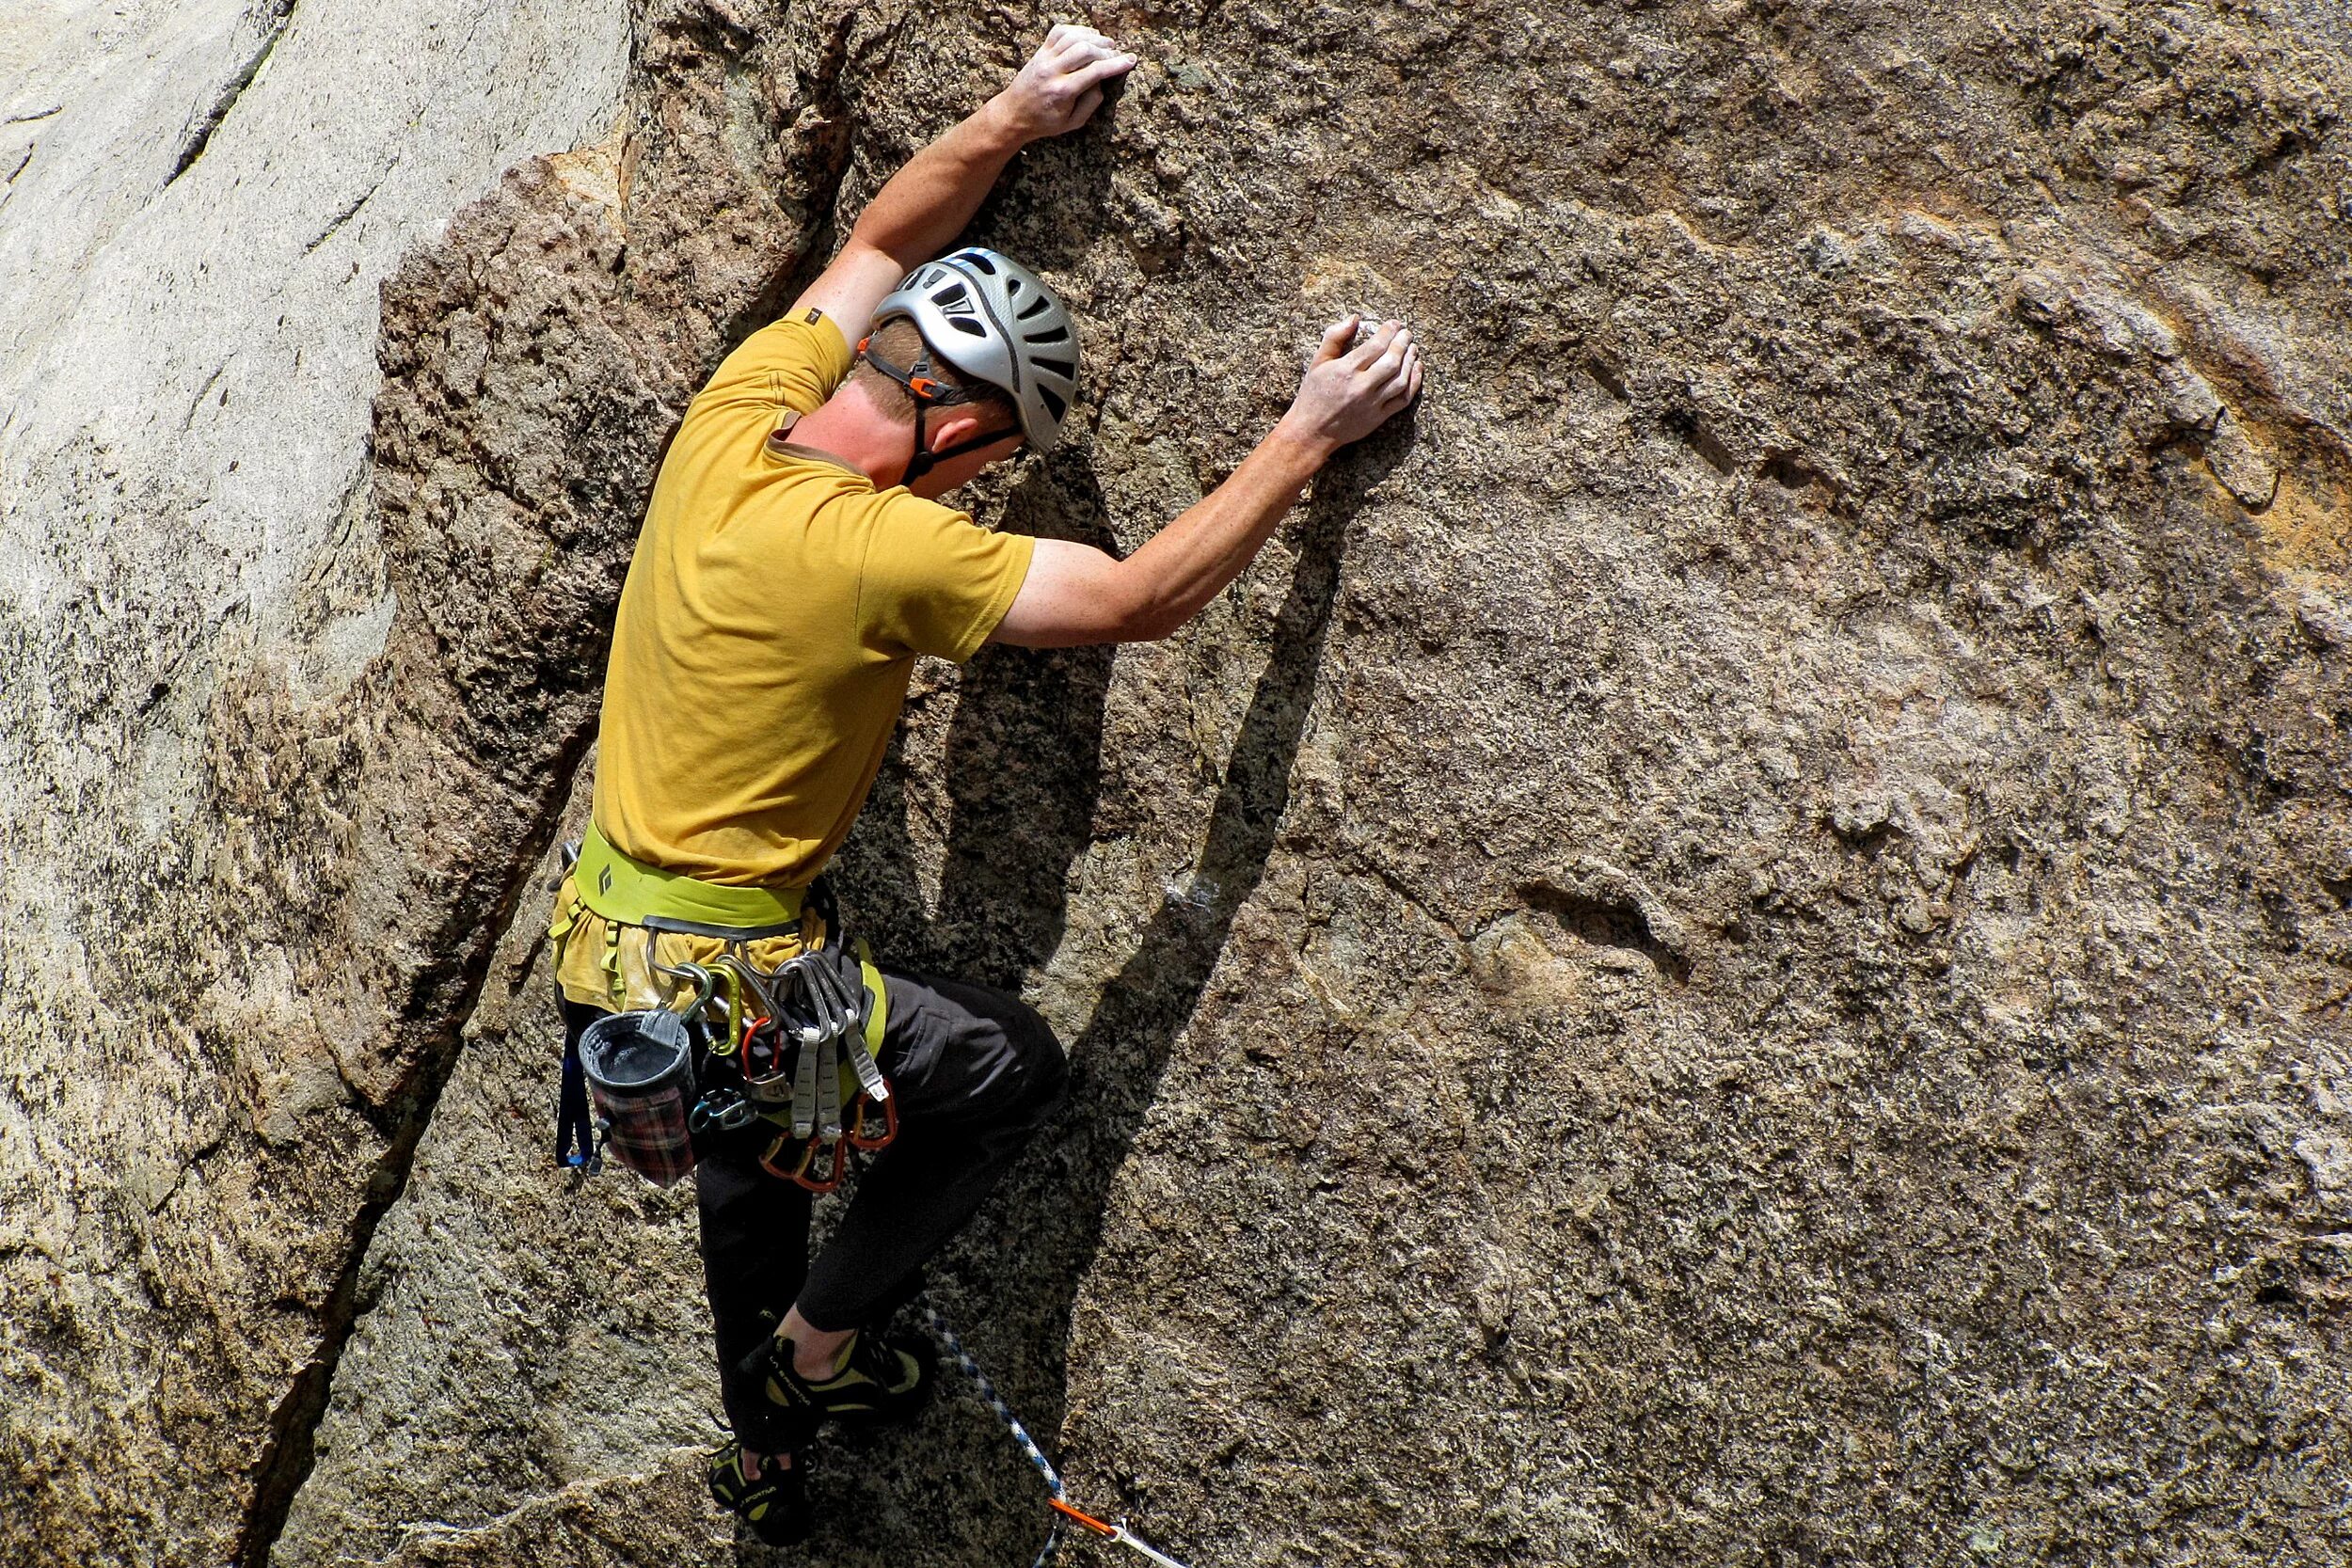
[788,384,901,488]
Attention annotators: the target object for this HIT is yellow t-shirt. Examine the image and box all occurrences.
[590,308,1035,887]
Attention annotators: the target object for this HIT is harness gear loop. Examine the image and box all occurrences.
[601,920,624,1008]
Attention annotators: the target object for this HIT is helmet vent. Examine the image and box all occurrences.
[948,317,989,337]
[1017,296,1055,321]
[1025,324,1070,343]
[1039,387,1068,421]
[1033,356,1076,379]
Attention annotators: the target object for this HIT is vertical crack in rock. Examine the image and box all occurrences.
[168,0,296,188]
[226,8,871,1554]
[224,766,582,1568]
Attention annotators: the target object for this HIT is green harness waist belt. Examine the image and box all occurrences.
[574,821,806,939]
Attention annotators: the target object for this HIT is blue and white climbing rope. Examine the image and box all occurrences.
[922,1303,1069,1568]
[921,1303,1197,1568]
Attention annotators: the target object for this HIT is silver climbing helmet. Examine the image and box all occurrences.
[866,247,1080,453]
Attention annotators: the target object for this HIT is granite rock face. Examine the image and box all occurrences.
[0,0,630,1561]
[7,3,2352,1566]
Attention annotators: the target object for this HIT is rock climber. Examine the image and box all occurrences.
[545,24,1422,1544]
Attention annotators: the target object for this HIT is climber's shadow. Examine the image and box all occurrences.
[946,413,1415,1513]
[816,404,1412,1563]
[838,450,1116,984]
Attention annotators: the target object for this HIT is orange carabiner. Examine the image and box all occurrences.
[783,1133,847,1194]
[740,1017,791,1084]
[757,1130,845,1193]
[848,1088,898,1150]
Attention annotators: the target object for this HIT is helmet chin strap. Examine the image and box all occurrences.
[858,337,1017,484]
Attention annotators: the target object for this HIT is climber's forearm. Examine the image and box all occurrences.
[993,317,1422,650]
[844,103,1026,275]
[786,104,1022,332]
[790,28,1131,336]
[1114,427,1332,639]
[992,426,1328,648]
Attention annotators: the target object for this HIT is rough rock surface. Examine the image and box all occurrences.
[0,0,628,1560]
[7,3,2352,1567]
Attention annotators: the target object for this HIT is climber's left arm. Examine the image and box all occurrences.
[789,24,1135,338]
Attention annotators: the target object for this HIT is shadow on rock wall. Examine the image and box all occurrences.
[822,418,1417,1547]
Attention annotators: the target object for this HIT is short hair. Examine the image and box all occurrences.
[851,317,1019,432]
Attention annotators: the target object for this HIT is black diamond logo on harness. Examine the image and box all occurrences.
[599,866,614,895]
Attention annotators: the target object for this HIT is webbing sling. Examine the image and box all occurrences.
[574,821,805,938]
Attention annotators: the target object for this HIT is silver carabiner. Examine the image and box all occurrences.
[654,959,719,1022]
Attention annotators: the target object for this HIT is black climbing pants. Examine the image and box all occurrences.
[564,959,1066,1443]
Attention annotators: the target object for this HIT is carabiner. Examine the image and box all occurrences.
[702,963,742,1055]
[848,1086,898,1150]
[718,952,780,1023]
[739,1015,793,1085]
[654,959,719,1021]
[759,1130,847,1194]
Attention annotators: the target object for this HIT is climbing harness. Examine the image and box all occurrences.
[550,826,898,1193]
[921,1305,1198,1568]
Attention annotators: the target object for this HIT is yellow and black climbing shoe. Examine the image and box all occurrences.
[706,1438,810,1546]
[749,1327,935,1431]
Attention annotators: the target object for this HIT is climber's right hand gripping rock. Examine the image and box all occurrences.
[987,23,1137,143]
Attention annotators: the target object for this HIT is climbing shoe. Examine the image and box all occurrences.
[746,1326,936,1433]
[706,1438,810,1546]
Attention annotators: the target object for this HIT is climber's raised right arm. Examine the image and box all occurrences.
[992,316,1423,648]
[787,25,1136,341]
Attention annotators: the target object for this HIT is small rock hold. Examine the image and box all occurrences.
[2155,357,2222,433]
[2295,590,2352,649]
[2012,270,2064,325]
[2205,414,2280,509]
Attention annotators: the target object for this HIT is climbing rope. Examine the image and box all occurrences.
[920,1304,1197,1568]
